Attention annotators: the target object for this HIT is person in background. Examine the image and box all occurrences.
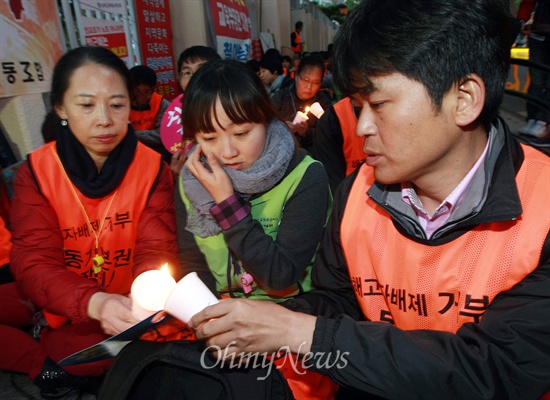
[244,58,261,76]
[0,46,178,398]
[128,65,172,163]
[291,20,305,57]
[281,55,294,78]
[176,45,221,93]
[271,54,332,153]
[188,0,550,398]
[311,96,364,193]
[517,0,550,138]
[259,55,293,98]
[170,46,221,176]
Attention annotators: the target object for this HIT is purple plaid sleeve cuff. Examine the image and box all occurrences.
[210,193,251,230]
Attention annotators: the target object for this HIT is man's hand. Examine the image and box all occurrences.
[189,298,316,360]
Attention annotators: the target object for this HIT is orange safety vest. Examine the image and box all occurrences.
[129,92,163,131]
[29,141,162,327]
[333,97,364,176]
[341,144,550,333]
[0,216,11,266]
[291,30,302,53]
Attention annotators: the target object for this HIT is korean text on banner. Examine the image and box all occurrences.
[208,0,252,61]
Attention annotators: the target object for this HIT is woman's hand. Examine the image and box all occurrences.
[189,298,316,360]
[186,144,234,203]
[87,292,139,335]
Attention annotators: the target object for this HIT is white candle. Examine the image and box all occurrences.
[131,264,176,320]
[309,102,325,119]
[292,110,309,124]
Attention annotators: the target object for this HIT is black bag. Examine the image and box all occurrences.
[98,340,295,400]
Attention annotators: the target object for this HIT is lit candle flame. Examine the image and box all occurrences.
[160,264,170,275]
[305,106,310,114]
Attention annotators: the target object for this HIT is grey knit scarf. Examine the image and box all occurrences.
[182,119,295,237]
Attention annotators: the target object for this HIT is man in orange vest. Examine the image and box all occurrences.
[291,21,304,57]
[129,65,171,162]
[312,96,364,192]
[187,1,550,398]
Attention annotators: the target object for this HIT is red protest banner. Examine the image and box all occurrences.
[134,0,179,100]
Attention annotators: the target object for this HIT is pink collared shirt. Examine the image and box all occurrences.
[401,141,490,239]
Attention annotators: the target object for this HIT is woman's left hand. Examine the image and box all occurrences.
[88,292,138,335]
[186,144,234,203]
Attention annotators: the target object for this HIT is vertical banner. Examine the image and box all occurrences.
[0,0,63,97]
[134,0,178,100]
[208,0,252,61]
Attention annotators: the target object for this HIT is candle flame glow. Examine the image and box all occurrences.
[160,264,172,276]
[305,106,310,113]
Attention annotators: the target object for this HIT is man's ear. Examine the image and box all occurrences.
[454,74,485,127]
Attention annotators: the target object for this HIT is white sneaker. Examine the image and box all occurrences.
[519,119,536,135]
[528,120,549,138]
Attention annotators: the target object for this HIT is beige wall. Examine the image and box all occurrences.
[0,94,46,161]
[259,0,291,51]
[169,0,212,62]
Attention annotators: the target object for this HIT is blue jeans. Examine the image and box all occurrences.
[527,33,550,123]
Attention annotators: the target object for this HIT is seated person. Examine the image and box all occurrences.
[176,45,221,93]
[281,55,294,78]
[175,58,336,400]
[312,96,364,192]
[271,55,332,153]
[170,46,221,176]
[258,55,293,98]
[129,65,171,162]
[0,46,179,398]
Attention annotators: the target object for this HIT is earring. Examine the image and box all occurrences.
[61,119,68,126]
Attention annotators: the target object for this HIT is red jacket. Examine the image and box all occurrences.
[9,149,178,324]
[0,216,10,266]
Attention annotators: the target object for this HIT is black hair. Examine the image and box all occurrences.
[129,65,157,87]
[50,46,131,109]
[182,60,277,139]
[332,0,510,130]
[259,55,283,75]
[296,54,325,76]
[245,59,260,74]
[176,46,221,73]
[295,21,303,30]
[281,55,292,64]
[264,48,282,60]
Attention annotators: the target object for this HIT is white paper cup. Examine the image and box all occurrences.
[164,272,219,323]
[131,269,176,320]
[309,102,325,119]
